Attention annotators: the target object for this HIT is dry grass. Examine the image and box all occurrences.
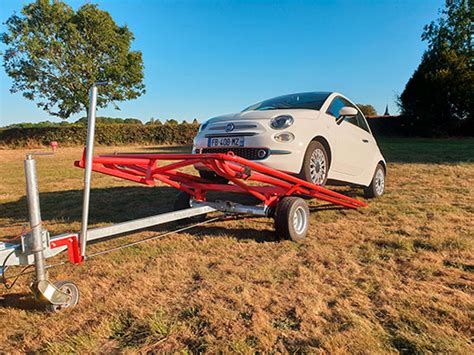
[0,139,473,353]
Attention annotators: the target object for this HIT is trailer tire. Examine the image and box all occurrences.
[274,197,310,242]
[199,170,228,184]
[174,191,207,223]
[45,280,80,312]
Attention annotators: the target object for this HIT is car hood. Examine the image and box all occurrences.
[205,109,318,124]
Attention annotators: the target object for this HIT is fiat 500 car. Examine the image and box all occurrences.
[193,91,386,198]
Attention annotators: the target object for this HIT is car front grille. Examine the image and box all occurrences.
[200,147,269,160]
[209,124,257,130]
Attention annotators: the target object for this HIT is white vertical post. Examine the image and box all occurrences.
[24,155,47,282]
[79,85,98,257]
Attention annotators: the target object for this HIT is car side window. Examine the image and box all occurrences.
[356,113,370,133]
[327,97,358,126]
[327,96,370,132]
[344,113,358,126]
[326,97,346,118]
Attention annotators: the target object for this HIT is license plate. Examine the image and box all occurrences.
[208,137,244,147]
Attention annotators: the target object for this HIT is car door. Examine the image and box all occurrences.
[353,110,378,178]
[326,97,374,177]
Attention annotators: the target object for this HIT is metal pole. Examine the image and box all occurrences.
[79,85,98,257]
[24,155,47,282]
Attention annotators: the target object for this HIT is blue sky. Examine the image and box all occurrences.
[0,0,443,125]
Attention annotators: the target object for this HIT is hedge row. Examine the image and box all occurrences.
[367,116,474,137]
[367,117,406,137]
[0,123,200,147]
[2,117,470,148]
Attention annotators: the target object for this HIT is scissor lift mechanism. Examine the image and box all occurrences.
[0,85,366,311]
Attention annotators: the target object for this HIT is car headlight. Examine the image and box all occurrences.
[274,132,295,143]
[270,115,294,129]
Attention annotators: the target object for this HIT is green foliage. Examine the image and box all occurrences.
[356,104,377,116]
[1,0,145,119]
[5,116,144,128]
[165,119,178,125]
[146,118,163,125]
[421,0,472,55]
[0,122,199,147]
[74,116,143,125]
[399,0,473,136]
[4,120,71,128]
[123,118,142,125]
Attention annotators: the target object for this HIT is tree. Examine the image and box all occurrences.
[123,118,142,125]
[165,119,178,125]
[398,0,473,136]
[74,116,143,125]
[1,0,145,119]
[146,118,162,125]
[356,104,377,116]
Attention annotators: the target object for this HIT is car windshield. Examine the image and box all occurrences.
[243,92,332,112]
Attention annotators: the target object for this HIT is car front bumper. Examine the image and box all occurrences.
[192,132,305,173]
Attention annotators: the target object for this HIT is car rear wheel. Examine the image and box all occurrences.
[299,141,328,185]
[364,164,385,198]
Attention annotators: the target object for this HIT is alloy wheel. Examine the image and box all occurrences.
[309,148,326,184]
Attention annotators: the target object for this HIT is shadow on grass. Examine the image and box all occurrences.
[192,224,277,243]
[0,185,356,242]
[0,185,270,246]
[0,186,269,225]
[0,186,181,225]
[309,203,346,212]
[0,292,45,311]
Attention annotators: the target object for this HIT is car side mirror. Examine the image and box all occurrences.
[336,106,358,125]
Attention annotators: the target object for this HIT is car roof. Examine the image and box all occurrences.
[265,91,335,104]
[275,91,334,98]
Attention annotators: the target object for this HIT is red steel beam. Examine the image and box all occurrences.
[75,151,367,209]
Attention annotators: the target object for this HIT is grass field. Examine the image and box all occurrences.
[0,138,473,353]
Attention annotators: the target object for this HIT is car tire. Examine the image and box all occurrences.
[299,141,329,185]
[199,170,229,184]
[274,197,310,242]
[173,191,207,223]
[364,164,385,198]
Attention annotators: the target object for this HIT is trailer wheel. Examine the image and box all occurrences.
[274,197,310,242]
[46,280,80,312]
[174,191,207,223]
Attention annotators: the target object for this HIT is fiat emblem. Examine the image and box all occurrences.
[225,123,235,132]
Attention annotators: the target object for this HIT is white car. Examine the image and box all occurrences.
[193,92,386,198]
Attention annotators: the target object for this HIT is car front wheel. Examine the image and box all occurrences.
[299,141,329,185]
